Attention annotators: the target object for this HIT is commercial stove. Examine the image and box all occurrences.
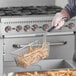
[0,6,75,76]
[0,6,62,36]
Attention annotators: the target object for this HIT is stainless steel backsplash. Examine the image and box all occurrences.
[0,0,55,7]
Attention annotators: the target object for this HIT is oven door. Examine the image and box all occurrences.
[47,33,75,60]
[3,32,75,61]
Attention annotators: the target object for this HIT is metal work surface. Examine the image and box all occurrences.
[4,59,73,73]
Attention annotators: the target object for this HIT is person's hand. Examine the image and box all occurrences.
[52,13,65,29]
[52,10,70,30]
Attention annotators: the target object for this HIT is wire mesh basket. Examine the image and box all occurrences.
[11,38,48,67]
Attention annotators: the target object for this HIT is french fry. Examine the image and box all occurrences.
[14,70,76,76]
[16,42,48,67]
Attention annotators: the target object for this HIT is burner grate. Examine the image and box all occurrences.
[0,6,62,16]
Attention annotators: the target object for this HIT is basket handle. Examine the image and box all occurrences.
[13,40,39,48]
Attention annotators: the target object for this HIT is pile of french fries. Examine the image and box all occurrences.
[14,69,76,76]
[16,42,48,67]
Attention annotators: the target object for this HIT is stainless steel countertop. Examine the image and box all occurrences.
[67,60,76,69]
[3,59,76,73]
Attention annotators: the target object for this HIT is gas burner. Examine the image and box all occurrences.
[0,6,62,16]
[21,10,32,15]
[0,11,6,16]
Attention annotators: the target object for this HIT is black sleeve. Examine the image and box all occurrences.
[64,0,76,18]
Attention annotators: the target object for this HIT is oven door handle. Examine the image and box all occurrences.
[13,40,39,48]
[13,41,67,48]
[13,44,24,48]
[48,41,67,46]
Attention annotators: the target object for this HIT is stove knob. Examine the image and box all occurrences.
[5,26,11,32]
[42,24,49,31]
[32,24,38,31]
[68,23,75,29]
[16,25,22,32]
[24,25,30,31]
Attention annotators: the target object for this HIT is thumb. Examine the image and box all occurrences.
[54,20,65,29]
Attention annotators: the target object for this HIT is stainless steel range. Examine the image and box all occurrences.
[0,6,75,76]
[0,6,62,36]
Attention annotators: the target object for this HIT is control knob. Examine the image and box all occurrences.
[5,26,11,32]
[16,25,22,32]
[68,23,75,29]
[24,25,30,31]
[42,24,49,31]
[32,24,38,31]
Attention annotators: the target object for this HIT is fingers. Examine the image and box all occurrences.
[52,13,65,30]
[54,20,65,29]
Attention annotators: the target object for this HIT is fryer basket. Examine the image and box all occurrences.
[11,40,48,67]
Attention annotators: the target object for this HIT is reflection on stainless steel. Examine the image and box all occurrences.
[37,59,73,69]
